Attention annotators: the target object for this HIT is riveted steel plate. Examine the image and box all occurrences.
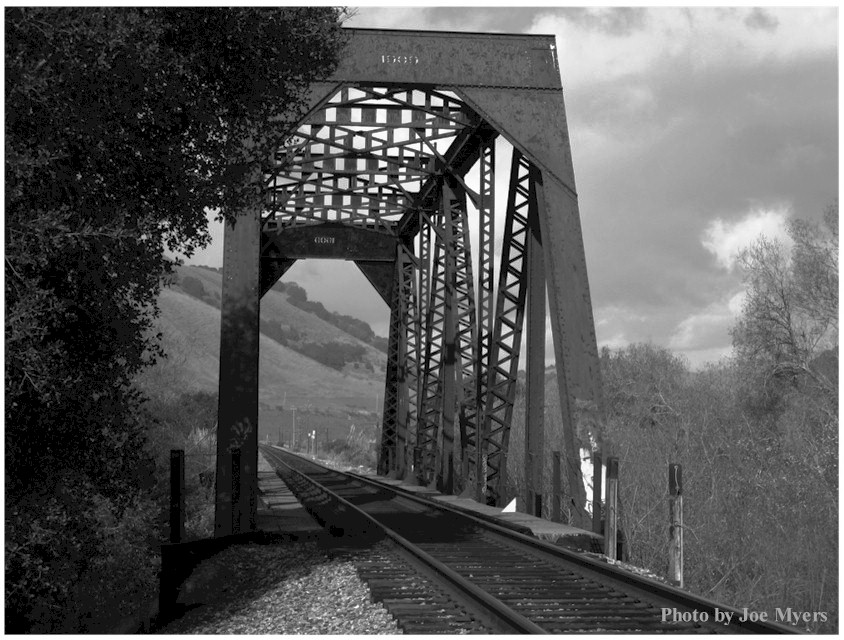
[264,223,398,261]
[332,28,560,89]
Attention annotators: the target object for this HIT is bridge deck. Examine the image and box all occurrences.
[256,450,603,553]
[255,453,323,536]
[354,473,604,553]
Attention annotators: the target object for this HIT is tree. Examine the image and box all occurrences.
[5,8,346,631]
[731,202,838,396]
[592,344,838,632]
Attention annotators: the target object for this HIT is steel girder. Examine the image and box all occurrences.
[473,139,495,501]
[215,205,262,536]
[263,85,474,234]
[379,244,420,478]
[416,209,447,486]
[444,179,480,496]
[480,150,532,506]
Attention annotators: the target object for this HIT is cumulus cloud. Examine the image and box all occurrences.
[599,333,629,351]
[667,289,747,366]
[727,290,746,316]
[530,7,837,90]
[593,305,655,352]
[701,207,792,270]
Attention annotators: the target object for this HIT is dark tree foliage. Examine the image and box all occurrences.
[298,340,368,370]
[5,7,345,631]
[179,275,209,301]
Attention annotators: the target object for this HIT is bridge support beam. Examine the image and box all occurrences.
[439,182,458,495]
[524,166,546,518]
[215,205,261,537]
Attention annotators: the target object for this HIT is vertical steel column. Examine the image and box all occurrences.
[417,210,446,486]
[381,245,419,478]
[524,165,546,517]
[534,173,590,525]
[444,177,479,495]
[414,215,432,480]
[379,263,402,475]
[215,205,261,536]
[439,184,457,494]
[481,149,532,506]
[397,244,421,479]
[475,139,495,500]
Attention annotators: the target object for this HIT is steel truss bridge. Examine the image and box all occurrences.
[214,28,604,537]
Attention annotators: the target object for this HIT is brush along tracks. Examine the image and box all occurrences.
[260,445,798,635]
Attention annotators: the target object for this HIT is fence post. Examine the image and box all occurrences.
[169,449,185,543]
[552,451,561,522]
[592,451,603,534]
[231,448,241,535]
[606,456,618,560]
[668,462,684,587]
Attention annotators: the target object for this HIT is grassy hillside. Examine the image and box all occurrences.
[174,265,387,375]
[135,266,387,445]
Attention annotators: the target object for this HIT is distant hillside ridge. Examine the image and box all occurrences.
[136,268,387,444]
[183,265,388,353]
[170,264,387,375]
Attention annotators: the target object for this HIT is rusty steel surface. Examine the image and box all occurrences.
[524,178,546,517]
[215,207,262,536]
[330,29,561,89]
[218,27,604,533]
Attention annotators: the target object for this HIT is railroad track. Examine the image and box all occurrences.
[260,445,798,634]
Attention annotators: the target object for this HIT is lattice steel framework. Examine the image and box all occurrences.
[379,243,420,478]
[215,28,603,536]
[264,86,475,233]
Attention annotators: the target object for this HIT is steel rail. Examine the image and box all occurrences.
[261,445,545,634]
[262,445,801,635]
[342,467,802,635]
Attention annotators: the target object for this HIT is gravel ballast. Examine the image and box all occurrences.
[158,541,401,634]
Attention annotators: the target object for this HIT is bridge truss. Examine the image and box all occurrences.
[215,28,604,536]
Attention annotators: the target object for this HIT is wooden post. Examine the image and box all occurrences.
[606,456,618,561]
[552,451,561,523]
[592,451,603,534]
[169,449,185,543]
[669,463,684,587]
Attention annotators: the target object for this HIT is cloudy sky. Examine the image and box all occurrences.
[187,6,838,368]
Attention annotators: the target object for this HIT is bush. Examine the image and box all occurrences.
[144,391,218,540]
[322,437,377,470]
[180,275,207,300]
[5,473,159,633]
[298,340,367,370]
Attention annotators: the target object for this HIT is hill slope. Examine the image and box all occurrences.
[135,266,387,445]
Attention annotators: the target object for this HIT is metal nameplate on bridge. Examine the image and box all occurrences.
[266,224,397,262]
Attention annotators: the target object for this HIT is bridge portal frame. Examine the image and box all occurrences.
[214,27,603,536]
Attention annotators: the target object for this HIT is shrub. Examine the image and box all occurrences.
[179,275,207,301]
